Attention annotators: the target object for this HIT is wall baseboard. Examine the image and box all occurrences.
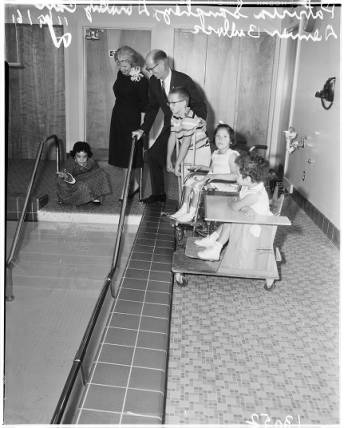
[291,189,340,249]
[283,176,294,194]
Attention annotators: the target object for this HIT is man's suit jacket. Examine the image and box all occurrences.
[141,70,207,137]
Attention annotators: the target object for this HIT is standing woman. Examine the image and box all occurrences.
[108,46,148,198]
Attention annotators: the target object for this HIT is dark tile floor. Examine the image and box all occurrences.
[75,202,176,424]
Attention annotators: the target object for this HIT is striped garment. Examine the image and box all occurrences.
[171,108,209,151]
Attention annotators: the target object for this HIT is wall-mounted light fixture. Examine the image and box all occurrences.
[315,77,336,110]
[85,28,103,41]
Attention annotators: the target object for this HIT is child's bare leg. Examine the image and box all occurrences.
[189,188,200,210]
[182,186,192,206]
[217,224,231,246]
[170,186,192,219]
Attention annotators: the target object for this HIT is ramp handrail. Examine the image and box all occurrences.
[51,136,138,424]
[6,134,61,301]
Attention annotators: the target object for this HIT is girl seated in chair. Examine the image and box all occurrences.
[196,151,272,261]
[170,123,239,223]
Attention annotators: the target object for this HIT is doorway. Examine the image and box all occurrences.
[85,28,151,160]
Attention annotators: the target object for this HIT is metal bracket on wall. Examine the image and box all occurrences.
[85,28,103,40]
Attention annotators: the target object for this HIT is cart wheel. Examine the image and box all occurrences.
[175,225,184,243]
[264,279,276,291]
[175,273,188,287]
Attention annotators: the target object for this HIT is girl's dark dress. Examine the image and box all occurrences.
[57,157,111,206]
[108,70,148,168]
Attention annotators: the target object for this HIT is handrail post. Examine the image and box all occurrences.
[109,136,137,297]
[56,135,61,173]
[6,135,59,302]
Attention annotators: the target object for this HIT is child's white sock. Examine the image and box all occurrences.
[197,241,223,261]
[170,203,188,219]
[195,230,219,247]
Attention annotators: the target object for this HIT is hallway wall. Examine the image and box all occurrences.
[5,23,66,159]
[285,10,340,228]
[5,4,283,155]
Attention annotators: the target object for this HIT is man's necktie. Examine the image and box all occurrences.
[161,79,166,96]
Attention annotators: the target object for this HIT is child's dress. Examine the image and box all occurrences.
[184,148,239,191]
[57,157,111,206]
[239,182,272,237]
[206,148,239,191]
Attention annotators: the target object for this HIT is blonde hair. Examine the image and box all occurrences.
[114,46,143,67]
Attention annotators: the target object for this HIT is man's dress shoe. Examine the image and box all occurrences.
[142,194,166,204]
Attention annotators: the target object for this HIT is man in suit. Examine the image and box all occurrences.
[132,49,207,204]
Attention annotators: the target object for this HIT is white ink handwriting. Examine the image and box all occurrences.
[37,10,72,48]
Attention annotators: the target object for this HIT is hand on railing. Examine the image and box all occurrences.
[132,129,143,141]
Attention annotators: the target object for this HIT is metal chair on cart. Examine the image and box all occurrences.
[170,144,275,245]
[172,186,291,291]
[171,167,240,244]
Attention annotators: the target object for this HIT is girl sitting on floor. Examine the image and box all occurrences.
[196,151,272,261]
[170,123,239,223]
[57,141,111,206]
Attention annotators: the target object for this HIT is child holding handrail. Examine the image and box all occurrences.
[170,123,239,223]
[196,151,272,261]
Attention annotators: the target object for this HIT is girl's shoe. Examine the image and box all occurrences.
[197,241,222,261]
[195,232,219,247]
[175,208,196,223]
[170,204,188,219]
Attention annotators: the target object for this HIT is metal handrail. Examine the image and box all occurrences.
[51,136,138,424]
[108,135,137,294]
[6,134,61,301]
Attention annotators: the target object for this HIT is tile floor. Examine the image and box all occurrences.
[75,203,175,424]
[165,196,340,425]
[4,220,138,424]
[5,158,340,425]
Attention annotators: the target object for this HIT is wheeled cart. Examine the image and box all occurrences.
[172,194,291,291]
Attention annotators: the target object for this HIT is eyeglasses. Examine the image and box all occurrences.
[116,59,130,66]
[146,62,159,73]
[167,99,185,106]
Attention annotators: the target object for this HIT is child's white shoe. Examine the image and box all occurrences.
[197,241,222,261]
[175,208,196,223]
[170,204,188,219]
[195,231,219,247]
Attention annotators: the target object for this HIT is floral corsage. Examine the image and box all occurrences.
[130,66,144,82]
